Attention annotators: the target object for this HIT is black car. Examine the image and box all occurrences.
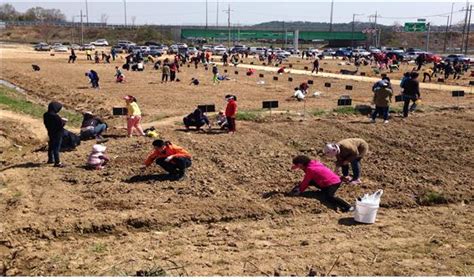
[385,51,405,61]
[144,41,160,46]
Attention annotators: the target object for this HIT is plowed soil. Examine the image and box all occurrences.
[0,44,473,276]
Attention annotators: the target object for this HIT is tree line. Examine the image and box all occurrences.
[0,3,66,22]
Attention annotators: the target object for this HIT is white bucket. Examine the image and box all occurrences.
[354,201,379,224]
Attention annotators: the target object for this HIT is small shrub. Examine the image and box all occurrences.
[312,109,326,116]
[236,111,263,121]
[91,243,107,253]
[333,107,358,115]
[418,191,448,205]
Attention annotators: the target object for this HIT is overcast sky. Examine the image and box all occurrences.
[6,1,468,26]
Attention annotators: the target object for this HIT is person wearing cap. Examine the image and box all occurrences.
[225,95,237,133]
[43,101,66,167]
[143,140,192,180]
[87,144,110,170]
[323,138,369,185]
[371,80,393,124]
[289,155,352,212]
[124,95,145,137]
[80,112,108,142]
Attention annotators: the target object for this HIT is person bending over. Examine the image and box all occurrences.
[289,155,352,212]
[143,140,192,181]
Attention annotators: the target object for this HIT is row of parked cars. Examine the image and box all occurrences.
[34,41,103,52]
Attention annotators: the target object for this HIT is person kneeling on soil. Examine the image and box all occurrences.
[80,111,108,142]
[277,66,286,74]
[143,140,192,180]
[289,155,352,212]
[183,108,210,131]
[216,111,228,129]
[87,144,110,170]
[323,138,369,185]
[292,87,306,102]
[115,66,125,83]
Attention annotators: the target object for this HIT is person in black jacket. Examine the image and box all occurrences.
[43,101,66,167]
[183,108,210,131]
[401,72,420,118]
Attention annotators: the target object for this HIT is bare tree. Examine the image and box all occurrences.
[0,3,18,21]
[100,13,109,24]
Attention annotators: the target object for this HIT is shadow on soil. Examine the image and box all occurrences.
[175,128,228,135]
[338,217,369,227]
[125,173,174,183]
[1,162,42,171]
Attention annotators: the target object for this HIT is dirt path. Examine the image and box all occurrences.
[216,62,472,92]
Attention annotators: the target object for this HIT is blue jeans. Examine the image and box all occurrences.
[94,123,107,136]
[371,106,389,121]
[342,158,361,180]
[48,135,62,164]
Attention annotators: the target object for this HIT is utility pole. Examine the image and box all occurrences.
[449,2,454,51]
[85,0,89,25]
[223,4,233,48]
[80,9,84,45]
[465,5,472,55]
[205,0,208,29]
[216,0,219,27]
[351,14,363,48]
[329,0,334,32]
[461,2,469,52]
[425,22,431,52]
[123,0,127,26]
[443,16,450,53]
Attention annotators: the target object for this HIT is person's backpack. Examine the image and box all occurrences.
[61,129,81,151]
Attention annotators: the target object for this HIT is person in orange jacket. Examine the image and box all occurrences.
[142,139,192,180]
[225,95,237,133]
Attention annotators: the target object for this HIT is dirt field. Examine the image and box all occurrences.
[0,44,473,276]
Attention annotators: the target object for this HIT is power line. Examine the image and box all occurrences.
[223,4,234,48]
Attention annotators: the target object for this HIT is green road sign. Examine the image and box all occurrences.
[404,22,427,32]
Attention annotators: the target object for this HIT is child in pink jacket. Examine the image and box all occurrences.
[290,155,352,212]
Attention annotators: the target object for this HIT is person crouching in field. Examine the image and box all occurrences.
[87,144,110,170]
[323,138,369,185]
[183,108,210,131]
[225,95,237,134]
[371,80,393,124]
[289,155,352,212]
[124,95,145,137]
[85,70,100,89]
[142,140,192,181]
[115,66,125,83]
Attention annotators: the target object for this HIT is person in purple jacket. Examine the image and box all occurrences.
[289,155,353,212]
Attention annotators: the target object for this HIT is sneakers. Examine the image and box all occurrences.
[349,179,362,185]
[383,120,389,124]
[53,162,65,168]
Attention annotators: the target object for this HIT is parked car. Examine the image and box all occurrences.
[335,48,352,57]
[351,48,370,57]
[111,45,125,54]
[169,44,179,54]
[117,40,135,48]
[128,45,141,54]
[212,45,227,55]
[285,47,300,55]
[148,46,164,57]
[201,45,214,51]
[385,51,405,61]
[187,47,198,55]
[322,48,336,56]
[70,44,81,50]
[53,44,68,52]
[230,45,247,54]
[404,51,424,61]
[34,42,51,51]
[90,39,109,46]
[275,50,291,57]
[369,47,381,54]
[421,53,442,63]
[80,44,96,51]
[444,54,471,64]
[144,41,160,46]
[249,47,266,55]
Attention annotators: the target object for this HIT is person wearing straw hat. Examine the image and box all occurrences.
[323,138,369,185]
[289,155,352,212]
[123,95,145,137]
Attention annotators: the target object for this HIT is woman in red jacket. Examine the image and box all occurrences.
[225,95,237,133]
